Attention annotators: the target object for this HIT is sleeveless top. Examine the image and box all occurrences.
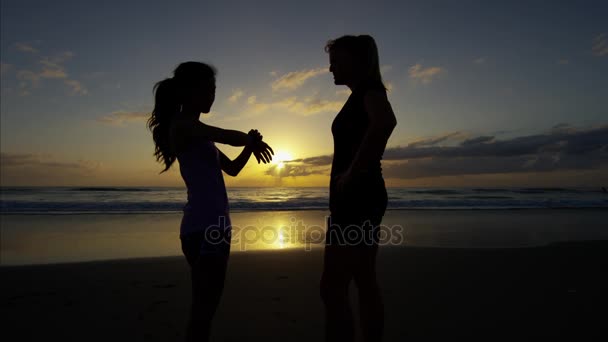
[329,80,388,217]
[176,138,231,238]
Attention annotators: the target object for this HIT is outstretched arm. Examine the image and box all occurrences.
[173,119,252,147]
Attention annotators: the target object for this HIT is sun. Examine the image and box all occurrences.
[274,151,293,170]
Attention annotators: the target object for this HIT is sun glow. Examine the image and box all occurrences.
[274,151,293,170]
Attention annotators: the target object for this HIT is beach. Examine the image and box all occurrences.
[3,209,608,265]
[2,242,607,340]
[2,209,608,340]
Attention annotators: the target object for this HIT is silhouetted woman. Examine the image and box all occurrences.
[320,36,397,342]
[147,61,273,342]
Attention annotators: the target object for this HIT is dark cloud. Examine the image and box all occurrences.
[461,136,495,146]
[0,152,101,171]
[383,125,608,160]
[282,124,608,179]
[264,163,328,178]
[382,151,608,179]
[286,155,333,166]
[406,131,465,148]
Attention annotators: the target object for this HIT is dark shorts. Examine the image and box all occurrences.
[180,229,231,266]
[325,215,383,247]
[330,176,388,218]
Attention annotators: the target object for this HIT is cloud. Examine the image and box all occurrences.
[228,89,244,103]
[16,70,41,95]
[406,131,469,148]
[271,67,328,91]
[0,152,103,186]
[14,42,39,54]
[262,96,342,116]
[408,64,444,84]
[283,124,608,179]
[244,95,270,114]
[7,50,85,96]
[0,62,13,75]
[592,33,608,57]
[64,79,88,95]
[280,97,342,116]
[223,94,343,122]
[382,125,608,160]
[0,152,101,172]
[264,163,328,178]
[557,59,569,65]
[98,111,150,126]
[380,65,393,74]
[474,57,486,64]
[287,154,334,166]
[38,60,68,79]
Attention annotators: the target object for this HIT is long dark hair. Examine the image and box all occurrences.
[147,61,216,173]
[325,35,386,90]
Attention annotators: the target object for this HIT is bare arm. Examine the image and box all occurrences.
[218,146,253,177]
[175,119,251,147]
[344,90,397,177]
[217,129,275,176]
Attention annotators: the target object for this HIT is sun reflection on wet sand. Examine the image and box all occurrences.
[0,211,330,265]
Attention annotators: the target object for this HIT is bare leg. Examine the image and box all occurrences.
[186,253,229,342]
[320,244,355,342]
[353,244,384,342]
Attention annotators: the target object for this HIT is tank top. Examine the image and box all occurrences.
[177,138,231,238]
[329,80,388,217]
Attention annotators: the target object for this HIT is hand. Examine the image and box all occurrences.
[248,129,263,143]
[247,129,274,164]
[252,141,274,164]
[335,169,354,194]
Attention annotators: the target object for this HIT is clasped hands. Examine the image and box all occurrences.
[247,129,274,164]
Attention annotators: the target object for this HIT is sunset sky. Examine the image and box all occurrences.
[1,0,607,187]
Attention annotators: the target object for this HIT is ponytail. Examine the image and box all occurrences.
[148,61,217,174]
[147,77,180,174]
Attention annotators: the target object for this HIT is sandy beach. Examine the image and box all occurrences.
[0,241,608,341]
[2,239,608,340]
[2,209,608,340]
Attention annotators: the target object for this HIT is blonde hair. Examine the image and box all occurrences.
[325,35,386,89]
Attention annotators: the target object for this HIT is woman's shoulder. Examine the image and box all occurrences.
[169,119,199,154]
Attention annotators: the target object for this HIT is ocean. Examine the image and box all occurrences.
[1,186,607,215]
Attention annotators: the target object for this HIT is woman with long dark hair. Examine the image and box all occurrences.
[147,61,273,342]
[320,35,397,342]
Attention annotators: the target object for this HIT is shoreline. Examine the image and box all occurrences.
[3,208,608,266]
[2,206,608,215]
[2,239,607,269]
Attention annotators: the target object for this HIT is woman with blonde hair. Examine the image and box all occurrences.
[321,35,397,342]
